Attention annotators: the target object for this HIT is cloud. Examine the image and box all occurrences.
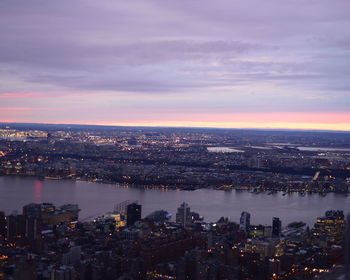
[0,0,349,126]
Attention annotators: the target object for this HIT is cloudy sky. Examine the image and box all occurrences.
[1,0,350,130]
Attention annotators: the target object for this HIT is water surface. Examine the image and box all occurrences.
[0,176,349,226]
[297,147,350,152]
[207,147,244,153]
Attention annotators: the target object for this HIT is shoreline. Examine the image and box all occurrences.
[1,173,349,196]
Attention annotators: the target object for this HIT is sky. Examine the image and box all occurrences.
[1,0,350,131]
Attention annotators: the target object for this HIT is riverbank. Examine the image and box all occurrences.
[1,173,349,195]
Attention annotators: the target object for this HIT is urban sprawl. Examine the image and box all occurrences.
[0,124,350,279]
[1,124,350,195]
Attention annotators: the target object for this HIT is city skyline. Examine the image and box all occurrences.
[1,0,350,131]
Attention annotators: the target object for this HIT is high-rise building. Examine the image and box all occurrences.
[0,211,6,237]
[345,215,350,280]
[6,214,26,241]
[6,205,42,241]
[313,210,345,246]
[272,217,281,237]
[126,203,142,227]
[63,245,82,265]
[23,203,79,226]
[264,226,272,237]
[240,212,251,232]
[23,203,42,219]
[176,202,192,228]
[25,217,41,240]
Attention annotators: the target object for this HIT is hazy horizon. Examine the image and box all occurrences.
[2,121,350,134]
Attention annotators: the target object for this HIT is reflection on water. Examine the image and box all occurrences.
[34,180,43,202]
[0,176,349,226]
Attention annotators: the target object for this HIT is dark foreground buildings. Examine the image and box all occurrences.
[126,203,142,227]
[272,217,281,238]
[0,202,348,280]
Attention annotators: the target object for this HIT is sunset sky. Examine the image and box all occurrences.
[1,0,350,131]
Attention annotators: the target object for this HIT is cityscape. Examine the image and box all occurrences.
[0,124,349,279]
[0,200,348,280]
[1,123,350,195]
[1,0,350,279]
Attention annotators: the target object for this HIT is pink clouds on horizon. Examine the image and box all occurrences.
[2,106,350,131]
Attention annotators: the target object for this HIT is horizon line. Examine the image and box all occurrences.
[1,121,350,133]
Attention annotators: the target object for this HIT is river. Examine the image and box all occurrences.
[0,176,349,226]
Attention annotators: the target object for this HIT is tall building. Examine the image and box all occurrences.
[6,214,26,241]
[240,212,251,232]
[126,203,142,227]
[264,226,272,238]
[23,203,42,219]
[176,202,192,228]
[345,215,350,280]
[25,217,41,240]
[0,211,6,237]
[313,210,345,246]
[272,217,281,237]
[6,205,42,241]
[23,203,79,225]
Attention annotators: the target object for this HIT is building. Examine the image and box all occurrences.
[23,203,42,219]
[313,210,346,246]
[268,258,281,276]
[40,203,79,225]
[240,212,251,232]
[126,203,142,227]
[0,211,6,237]
[346,215,350,280]
[25,217,41,240]
[40,203,56,214]
[245,239,277,259]
[22,203,79,230]
[108,212,127,228]
[264,226,272,237]
[272,217,281,237]
[146,210,171,222]
[62,246,81,265]
[176,202,192,228]
[6,214,26,241]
